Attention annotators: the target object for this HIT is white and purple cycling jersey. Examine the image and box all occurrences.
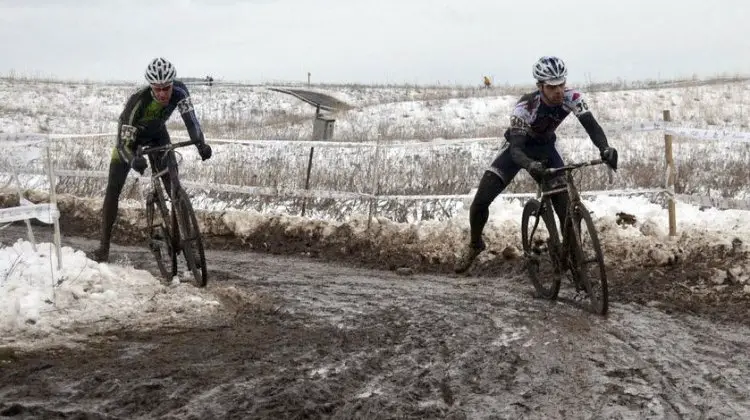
[507,88,591,143]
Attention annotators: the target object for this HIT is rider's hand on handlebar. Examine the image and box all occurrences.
[197,143,212,161]
[528,161,547,179]
[131,156,148,175]
[600,147,618,171]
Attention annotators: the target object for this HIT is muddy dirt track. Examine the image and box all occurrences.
[1,224,750,419]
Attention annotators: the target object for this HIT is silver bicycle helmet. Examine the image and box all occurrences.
[532,56,567,85]
[145,57,176,85]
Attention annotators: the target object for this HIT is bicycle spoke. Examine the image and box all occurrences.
[138,140,207,287]
[574,204,608,315]
[147,188,175,282]
[175,190,208,287]
[522,199,562,300]
[521,158,610,314]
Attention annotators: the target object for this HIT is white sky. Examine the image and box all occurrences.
[0,0,749,85]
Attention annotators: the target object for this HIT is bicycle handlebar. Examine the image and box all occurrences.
[135,140,200,158]
[544,159,606,176]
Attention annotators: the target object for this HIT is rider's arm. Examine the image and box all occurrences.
[568,91,609,151]
[506,98,536,168]
[172,82,206,145]
[115,88,148,164]
[507,127,535,169]
[578,113,609,151]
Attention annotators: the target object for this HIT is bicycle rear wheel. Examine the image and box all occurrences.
[570,202,608,315]
[174,188,208,287]
[521,198,562,299]
[146,188,176,281]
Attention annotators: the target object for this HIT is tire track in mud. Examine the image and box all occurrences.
[602,318,750,418]
[183,249,750,418]
[1,227,750,419]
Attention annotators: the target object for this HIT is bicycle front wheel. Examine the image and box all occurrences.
[174,188,208,287]
[570,202,608,315]
[521,198,562,299]
[147,189,176,282]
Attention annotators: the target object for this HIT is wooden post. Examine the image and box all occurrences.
[663,110,677,236]
[301,147,314,216]
[307,72,311,87]
[301,104,320,216]
[366,138,382,231]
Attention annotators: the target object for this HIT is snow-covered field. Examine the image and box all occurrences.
[2,75,750,220]
[2,76,750,348]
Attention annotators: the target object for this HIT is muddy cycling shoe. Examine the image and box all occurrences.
[90,245,110,263]
[454,239,486,274]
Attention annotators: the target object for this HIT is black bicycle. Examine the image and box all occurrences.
[137,140,207,287]
[520,159,609,315]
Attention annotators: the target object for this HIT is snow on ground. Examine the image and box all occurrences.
[3,190,749,351]
[215,192,750,269]
[2,76,750,350]
[0,240,223,351]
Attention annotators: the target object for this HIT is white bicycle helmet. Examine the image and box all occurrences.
[145,57,176,85]
[532,56,567,85]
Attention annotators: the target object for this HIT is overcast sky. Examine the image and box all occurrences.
[1,0,748,85]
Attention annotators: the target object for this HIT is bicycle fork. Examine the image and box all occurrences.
[560,207,587,293]
[147,191,169,252]
[534,200,565,274]
[539,199,579,280]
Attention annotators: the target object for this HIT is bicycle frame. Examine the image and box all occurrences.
[521,157,612,313]
[137,140,198,192]
[137,140,208,286]
[535,159,605,203]
[533,159,607,265]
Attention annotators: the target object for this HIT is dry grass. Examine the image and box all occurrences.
[4,129,748,222]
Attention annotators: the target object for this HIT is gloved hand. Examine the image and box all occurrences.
[197,142,212,161]
[600,147,618,170]
[527,161,547,179]
[131,156,148,175]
